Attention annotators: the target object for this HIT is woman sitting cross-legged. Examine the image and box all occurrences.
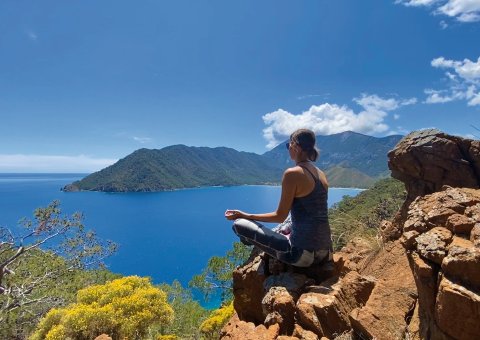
[225,128,333,268]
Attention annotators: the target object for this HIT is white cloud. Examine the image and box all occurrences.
[0,154,117,173]
[468,91,480,105]
[462,133,478,139]
[262,94,416,149]
[438,0,480,22]
[401,97,418,105]
[133,136,153,144]
[396,0,480,22]
[297,93,331,100]
[426,56,480,106]
[353,94,400,111]
[394,114,401,120]
[395,0,440,7]
[389,126,411,135]
[431,56,480,82]
[25,30,38,41]
[440,20,449,28]
[424,89,456,103]
[425,93,451,103]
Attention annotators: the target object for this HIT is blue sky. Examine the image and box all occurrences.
[1,0,479,172]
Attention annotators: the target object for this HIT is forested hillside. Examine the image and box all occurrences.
[64,146,283,192]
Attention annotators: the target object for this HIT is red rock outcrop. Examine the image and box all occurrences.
[388,129,480,237]
[349,241,417,340]
[388,129,480,201]
[222,130,480,340]
[401,187,480,340]
[296,271,375,338]
[221,314,280,340]
[232,251,268,323]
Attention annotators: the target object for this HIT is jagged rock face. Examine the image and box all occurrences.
[388,129,480,235]
[388,129,480,200]
[221,314,280,340]
[223,239,418,339]
[332,237,375,275]
[296,271,375,338]
[349,241,417,340]
[232,253,267,323]
[401,187,480,340]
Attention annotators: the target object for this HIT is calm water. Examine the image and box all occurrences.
[0,173,361,306]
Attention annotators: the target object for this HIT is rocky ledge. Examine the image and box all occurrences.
[221,130,480,340]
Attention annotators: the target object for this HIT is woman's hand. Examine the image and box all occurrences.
[225,209,247,220]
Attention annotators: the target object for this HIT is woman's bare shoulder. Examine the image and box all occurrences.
[315,167,329,187]
[284,166,304,175]
[282,166,304,180]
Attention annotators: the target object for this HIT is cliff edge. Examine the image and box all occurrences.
[221,129,480,340]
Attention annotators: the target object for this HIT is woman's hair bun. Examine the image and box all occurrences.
[289,129,320,162]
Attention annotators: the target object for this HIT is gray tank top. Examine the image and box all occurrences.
[290,165,332,251]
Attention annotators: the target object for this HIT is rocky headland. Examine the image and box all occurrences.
[220,129,480,340]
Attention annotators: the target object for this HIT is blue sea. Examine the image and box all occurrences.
[0,173,361,307]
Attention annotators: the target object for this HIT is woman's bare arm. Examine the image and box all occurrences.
[225,169,298,223]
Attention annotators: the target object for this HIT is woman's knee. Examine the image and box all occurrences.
[232,218,260,239]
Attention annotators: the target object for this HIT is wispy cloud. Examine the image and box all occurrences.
[425,56,480,106]
[133,136,153,144]
[25,30,38,41]
[297,93,331,100]
[395,0,480,23]
[461,133,478,139]
[395,0,439,7]
[0,154,117,173]
[262,94,417,149]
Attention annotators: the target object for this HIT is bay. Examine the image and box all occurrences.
[0,173,361,307]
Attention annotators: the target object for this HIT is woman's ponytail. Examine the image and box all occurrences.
[290,129,320,162]
[308,147,319,162]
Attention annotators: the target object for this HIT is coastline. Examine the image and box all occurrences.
[62,183,367,193]
[0,174,367,193]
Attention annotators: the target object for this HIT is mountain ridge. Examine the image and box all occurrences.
[64,131,403,192]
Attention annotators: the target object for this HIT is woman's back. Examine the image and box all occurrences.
[227,128,333,267]
[290,165,331,251]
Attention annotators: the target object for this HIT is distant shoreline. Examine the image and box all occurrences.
[62,183,366,193]
[0,174,367,192]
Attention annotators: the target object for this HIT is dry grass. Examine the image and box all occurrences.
[333,330,355,340]
[330,210,384,253]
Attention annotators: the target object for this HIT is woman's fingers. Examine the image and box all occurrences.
[225,209,247,220]
[225,209,236,219]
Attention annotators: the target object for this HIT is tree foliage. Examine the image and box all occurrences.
[0,201,117,339]
[189,242,250,302]
[329,177,406,249]
[156,280,209,339]
[199,302,234,339]
[30,276,174,340]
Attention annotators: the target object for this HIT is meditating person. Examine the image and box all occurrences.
[225,128,332,267]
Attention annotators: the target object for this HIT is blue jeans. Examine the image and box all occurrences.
[232,218,330,267]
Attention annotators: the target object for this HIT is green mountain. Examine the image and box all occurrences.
[64,146,283,192]
[324,166,376,188]
[262,131,402,177]
[64,131,402,192]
